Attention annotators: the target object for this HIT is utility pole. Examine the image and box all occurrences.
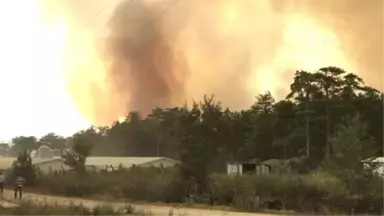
[157,134,160,157]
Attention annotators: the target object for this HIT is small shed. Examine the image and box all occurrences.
[37,145,53,158]
[363,157,384,176]
[227,159,271,176]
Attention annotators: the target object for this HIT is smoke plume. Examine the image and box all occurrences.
[59,0,383,125]
[296,0,383,88]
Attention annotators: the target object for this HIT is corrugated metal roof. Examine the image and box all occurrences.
[372,157,384,163]
[85,157,176,168]
[0,157,58,170]
[0,156,178,170]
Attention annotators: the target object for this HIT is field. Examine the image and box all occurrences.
[1,189,277,216]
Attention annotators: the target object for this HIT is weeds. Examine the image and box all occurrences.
[35,167,183,202]
[0,201,150,215]
[28,166,383,215]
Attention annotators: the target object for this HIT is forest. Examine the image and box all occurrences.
[6,66,383,164]
[4,66,384,214]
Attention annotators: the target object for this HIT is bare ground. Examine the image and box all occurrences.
[1,189,284,216]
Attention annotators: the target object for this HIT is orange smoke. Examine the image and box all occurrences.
[4,0,380,132]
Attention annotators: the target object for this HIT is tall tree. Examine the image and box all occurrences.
[325,113,380,196]
[287,71,317,157]
[314,66,345,155]
[39,133,66,150]
[12,150,38,185]
[9,136,39,157]
[245,92,278,161]
[62,131,93,173]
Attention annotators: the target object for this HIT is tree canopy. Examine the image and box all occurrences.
[9,66,383,173]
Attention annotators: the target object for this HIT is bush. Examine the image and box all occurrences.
[209,172,383,215]
[9,150,39,186]
[210,173,314,211]
[36,166,185,203]
[32,165,383,215]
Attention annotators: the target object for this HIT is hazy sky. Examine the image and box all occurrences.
[0,0,382,141]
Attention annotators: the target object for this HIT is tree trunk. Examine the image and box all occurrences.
[305,93,311,158]
[325,90,333,155]
[326,103,332,155]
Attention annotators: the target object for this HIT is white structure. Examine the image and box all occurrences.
[227,163,243,175]
[0,157,60,171]
[52,149,62,157]
[0,147,7,157]
[227,159,271,176]
[363,157,384,176]
[0,157,180,173]
[37,145,53,158]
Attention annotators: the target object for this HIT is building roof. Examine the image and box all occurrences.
[363,157,384,163]
[0,157,59,170]
[0,156,179,170]
[85,157,179,168]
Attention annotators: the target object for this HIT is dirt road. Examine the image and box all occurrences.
[2,189,282,216]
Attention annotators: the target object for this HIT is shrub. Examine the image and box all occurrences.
[210,174,306,211]
[9,150,39,186]
[37,166,185,203]
[33,164,383,215]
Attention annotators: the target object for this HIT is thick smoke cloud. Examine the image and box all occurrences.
[59,0,383,125]
[99,0,286,120]
[102,0,189,116]
[296,0,383,88]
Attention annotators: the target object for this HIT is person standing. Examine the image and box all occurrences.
[14,175,25,199]
[0,171,5,196]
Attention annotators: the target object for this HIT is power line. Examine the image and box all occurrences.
[84,0,136,30]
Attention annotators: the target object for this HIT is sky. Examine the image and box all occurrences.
[0,0,92,141]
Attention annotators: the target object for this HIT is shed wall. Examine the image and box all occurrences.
[35,160,70,173]
[139,158,177,168]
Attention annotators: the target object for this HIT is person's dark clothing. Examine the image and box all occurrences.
[14,186,22,199]
[14,176,24,199]
[0,182,4,195]
[0,173,5,196]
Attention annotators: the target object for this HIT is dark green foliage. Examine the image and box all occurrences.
[11,67,382,165]
[62,132,93,173]
[9,136,38,157]
[11,150,38,186]
[36,167,184,203]
[10,66,384,214]
[38,133,67,150]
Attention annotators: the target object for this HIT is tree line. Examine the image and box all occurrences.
[4,66,383,170]
[6,66,384,214]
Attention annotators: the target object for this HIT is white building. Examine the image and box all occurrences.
[227,159,271,176]
[363,157,384,176]
[0,157,180,173]
[37,145,54,158]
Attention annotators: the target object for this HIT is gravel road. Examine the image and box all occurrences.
[1,189,283,216]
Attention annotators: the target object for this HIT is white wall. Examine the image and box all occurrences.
[227,163,270,176]
[372,162,384,176]
[35,160,71,174]
[139,158,178,168]
[35,157,179,173]
[227,163,242,175]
